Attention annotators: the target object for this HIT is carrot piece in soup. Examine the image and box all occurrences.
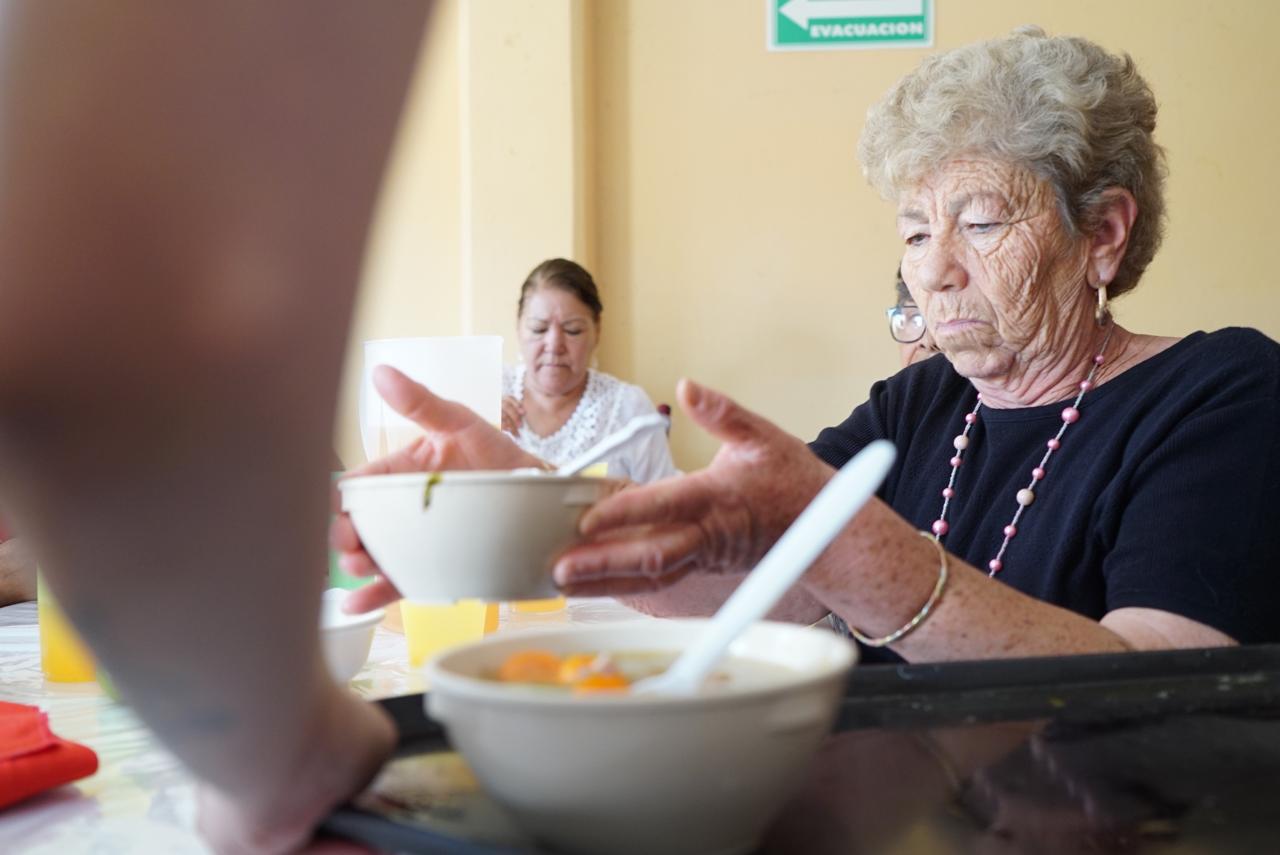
[496,650,562,684]
[558,653,601,684]
[573,672,631,694]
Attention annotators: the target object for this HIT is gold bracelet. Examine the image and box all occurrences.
[848,531,949,648]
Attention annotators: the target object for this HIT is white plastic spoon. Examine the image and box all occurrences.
[632,439,897,696]
[553,413,669,477]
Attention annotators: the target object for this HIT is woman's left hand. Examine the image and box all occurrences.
[500,395,525,434]
[552,379,836,596]
[331,366,544,613]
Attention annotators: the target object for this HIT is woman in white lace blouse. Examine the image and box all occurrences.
[501,259,678,484]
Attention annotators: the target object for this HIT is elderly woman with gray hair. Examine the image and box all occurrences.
[339,27,1280,661]
[546,26,1280,660]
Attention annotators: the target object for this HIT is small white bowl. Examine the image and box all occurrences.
[426,620,855,855]
[320,588,384,683]
[339,471,617,603]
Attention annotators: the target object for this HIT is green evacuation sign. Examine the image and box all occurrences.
[768,0,933,51]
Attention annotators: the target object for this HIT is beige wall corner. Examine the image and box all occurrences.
[460,0,591,352]
[335,1,591,466]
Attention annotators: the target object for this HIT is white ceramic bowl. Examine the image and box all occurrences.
[426,620,856,855]
[320,588,384,683]
[339,471,617,603]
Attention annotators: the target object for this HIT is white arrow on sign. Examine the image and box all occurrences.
[780,0,923,29]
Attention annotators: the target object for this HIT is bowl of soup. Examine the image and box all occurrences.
[425,619,856,855]
[338,471,618,603]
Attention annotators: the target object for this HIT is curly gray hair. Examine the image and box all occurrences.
[858,25,1166,298]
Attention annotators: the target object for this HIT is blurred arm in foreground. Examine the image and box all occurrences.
[0,2,427,851]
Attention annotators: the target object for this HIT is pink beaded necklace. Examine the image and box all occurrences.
[930,326,1115,577]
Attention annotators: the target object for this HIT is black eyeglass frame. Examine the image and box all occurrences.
[885,304,927,344]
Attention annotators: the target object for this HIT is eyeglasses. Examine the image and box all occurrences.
[886,304,927,344]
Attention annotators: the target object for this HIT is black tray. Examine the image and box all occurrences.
[323,643,1280,854]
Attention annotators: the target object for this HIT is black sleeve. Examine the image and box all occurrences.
[1101,333,1280,643]
[808,379,895,469]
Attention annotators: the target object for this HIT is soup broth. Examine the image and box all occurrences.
[487,648,798,695]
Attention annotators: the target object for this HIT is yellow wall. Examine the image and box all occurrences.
[338,0,1280,471]
[337,1,590,464]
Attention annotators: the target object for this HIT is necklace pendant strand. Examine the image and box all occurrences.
[931,327,1115,577]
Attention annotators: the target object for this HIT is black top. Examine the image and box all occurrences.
[810,328,1280,657]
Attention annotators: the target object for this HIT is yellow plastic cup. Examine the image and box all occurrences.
[512,597,567,614]
[402,600,499,668]
[37,571,97,683]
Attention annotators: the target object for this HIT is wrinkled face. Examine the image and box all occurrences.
[896,159,1090,381]
[518,286,599,396]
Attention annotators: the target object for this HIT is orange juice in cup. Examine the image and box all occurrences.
[402,600,499,668]
[512,597,567,614]
[37,571,97,683]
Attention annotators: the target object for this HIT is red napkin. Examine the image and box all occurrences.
[0,701,98,810]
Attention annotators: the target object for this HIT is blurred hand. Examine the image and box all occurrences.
[500,395,525,435]
[331,366,543,613]
[551,379,835,596]
[196,687,394,855]
[0,537,36,606]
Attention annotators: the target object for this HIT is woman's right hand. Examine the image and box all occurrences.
[500,395,525,435]
[551,379,837,597]
[331,366,543,613]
